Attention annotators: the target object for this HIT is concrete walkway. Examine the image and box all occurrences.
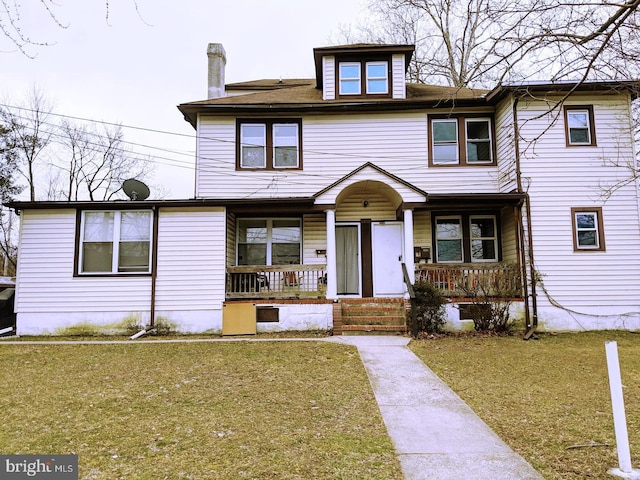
[332,335,543,480]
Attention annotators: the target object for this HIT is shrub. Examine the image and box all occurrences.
[457,264,520,333]
[412,280,447,334]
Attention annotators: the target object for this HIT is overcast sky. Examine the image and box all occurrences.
[1,0,367,199]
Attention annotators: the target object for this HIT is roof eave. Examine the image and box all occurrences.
[178,97,488,127]
[486,80,640,103]
[6,197,317,212]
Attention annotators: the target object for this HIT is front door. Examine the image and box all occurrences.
[336,225,360,295]
[372,222,404,297]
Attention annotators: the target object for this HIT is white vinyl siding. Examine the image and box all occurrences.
[391,54,406,99]
[15,208,226,317]
[303,214,327,265]
[196,112,500,199]
[155,207,225,311]
[517,94,640,310]
[322,56,335,100]
[15,210,151,314]
[495,98,518,192]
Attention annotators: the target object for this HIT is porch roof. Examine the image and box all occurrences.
[6,192,524,213]
[5,197,317,212]
[424,192,526,210]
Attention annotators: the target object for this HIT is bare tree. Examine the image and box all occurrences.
[343,0,640,87]
[55,121,154,201]
[0,0,148,56]
[0,114,24,275]
[0,89,52,201]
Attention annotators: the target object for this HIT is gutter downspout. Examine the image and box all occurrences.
[130,207,159,340]
[512,95,539,339]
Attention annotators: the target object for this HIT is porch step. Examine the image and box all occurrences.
[334,298,407,335]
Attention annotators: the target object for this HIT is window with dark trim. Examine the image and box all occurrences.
[434,213,500,263]
[237,218,301,265]
[564,105,597,146]
[571,207,605,251]
[337,59,390,97]
[429,116,496,166]
[77,210,153,275]
[237,119,302,170]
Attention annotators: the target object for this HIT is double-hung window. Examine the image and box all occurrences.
[339,62,361,95]
[237,218,301,265]
[435,214,499,263]
[430,116,494,166]
[571,207,605,251]
[564,105,596,146]
[432,120,459,164]
[338,60,389,97]
[238,119,301,170]
[435,217,463,262]
[366,62,388,94]
[470,216,498,262]
[79,210,152,274]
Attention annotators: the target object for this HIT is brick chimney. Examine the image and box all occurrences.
[207,43,226,99]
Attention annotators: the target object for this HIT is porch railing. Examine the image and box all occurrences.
[415,263,522,298]
[226,265,327,299]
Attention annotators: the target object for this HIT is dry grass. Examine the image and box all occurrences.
[0,341,402,480]
[410,331,640,480]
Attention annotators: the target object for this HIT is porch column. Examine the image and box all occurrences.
[403,208,415,285]
[325,209,337,299]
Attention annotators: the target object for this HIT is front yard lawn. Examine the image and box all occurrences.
[0,341,402,479]
[410,331,640,480]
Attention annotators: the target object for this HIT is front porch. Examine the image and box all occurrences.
[225,263,522,300]
[226,265,327,299]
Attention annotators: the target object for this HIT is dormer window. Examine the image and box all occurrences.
[366,62,388,94]
[339,63,361,95]
[338,60,389,97]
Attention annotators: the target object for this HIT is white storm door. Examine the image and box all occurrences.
[372,222,404,297]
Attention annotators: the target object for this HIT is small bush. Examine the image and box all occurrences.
[412,281,447,334]
[457,264,520,333]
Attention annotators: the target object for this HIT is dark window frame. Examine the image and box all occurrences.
[74,209,154,277]
[432,212,502,263]
[428,114,497,167]
[236,119,303,171]
[236,217,303,266]
[336,55,392,99]
[564,105,597,147]
[571,207,605,251]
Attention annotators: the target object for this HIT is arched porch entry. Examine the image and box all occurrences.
[314,162,427,300]
[334,180,405,297]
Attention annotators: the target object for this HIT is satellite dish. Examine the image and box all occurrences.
[123,179,150,201]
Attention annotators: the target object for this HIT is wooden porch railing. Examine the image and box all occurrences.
[226,265,327,299]
[415,263,522,297]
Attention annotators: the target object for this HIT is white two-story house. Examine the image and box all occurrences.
[7,43,640,335]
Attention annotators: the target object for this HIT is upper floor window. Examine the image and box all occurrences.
[78,210,152,274]
[339,62,361,95]
[366,62,388,94]
[571,207,605,251]
[237,119,302,170]
[434,214,499,263]
[237,218,301,266]
[564,105,596,146]
[338,60,389,97]
[429,116,495,166]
